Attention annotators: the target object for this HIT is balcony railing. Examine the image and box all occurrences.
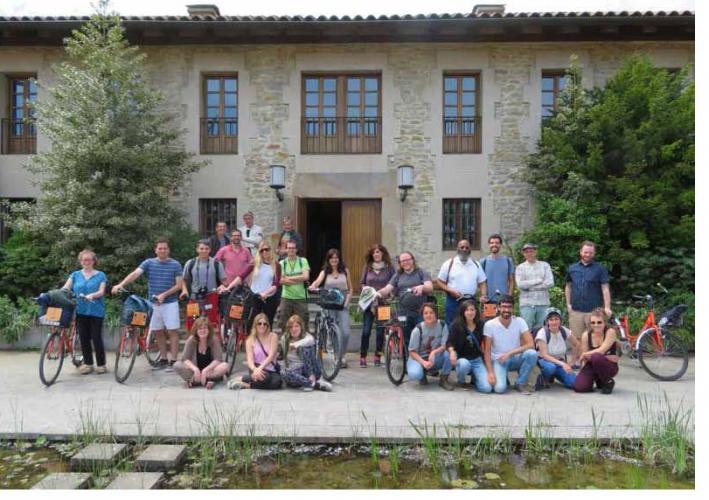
[442,116,482,154]
[200,117,238,154]
[1,118,36,155]
[301,116,382,154]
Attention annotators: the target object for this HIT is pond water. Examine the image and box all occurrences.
[0,443,694,490]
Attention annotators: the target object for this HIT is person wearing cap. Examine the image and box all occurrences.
[534,307,580,389]
[515,243,554,331]
[239,211,264,257]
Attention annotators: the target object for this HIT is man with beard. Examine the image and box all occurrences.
[483,294,538,394]
[436,239,488,326]
[479,234,515,304]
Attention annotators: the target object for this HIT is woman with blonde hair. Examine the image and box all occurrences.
[61,249,108,375]
[282,315,332,392]
[244,240,281,331]
[228,313,282,390]
[573,308,620,394]
[174,317,229,389]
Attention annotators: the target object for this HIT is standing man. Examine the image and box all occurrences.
[278,240,310,332]
[479,234,515,303]
[436,239,488,326]
[112,239,183,371]
[215,229,254,291]
[565,240,611,340]
[515,243,554,331]
[278,215,303,259]
[482,294,538,394]
[239,211,264,257]
[208,221,230,258]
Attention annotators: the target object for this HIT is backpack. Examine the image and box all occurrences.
[185,257,223,291]
[412,320,446,352]
[535,325,568,346]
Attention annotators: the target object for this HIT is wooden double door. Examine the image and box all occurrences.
[296,198,381,292]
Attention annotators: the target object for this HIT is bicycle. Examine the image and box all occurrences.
[610,284,689,381]
[36,293,82,386]
[378,298,408,386]
[309,288,343,382]
[219,286,258,376]
[113,289,161,383]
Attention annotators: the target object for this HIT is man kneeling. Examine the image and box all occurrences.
[483,295,538,394]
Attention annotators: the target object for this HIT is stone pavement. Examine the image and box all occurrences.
[0,351,694,442]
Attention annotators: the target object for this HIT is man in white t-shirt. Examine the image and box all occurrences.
[483,294,538,394]
[239,211,264,257]
[436,239,487,326]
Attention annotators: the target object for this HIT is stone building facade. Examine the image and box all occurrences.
[0,8,694,276]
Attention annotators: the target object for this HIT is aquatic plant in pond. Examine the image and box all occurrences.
[637,393,693,475]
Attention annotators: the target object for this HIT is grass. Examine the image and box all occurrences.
[409,419,441,472]
[637,393,694,475]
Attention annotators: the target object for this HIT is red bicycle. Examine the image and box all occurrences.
[37,301,82,387]
[114,289,161,383]
[219,287,256,376]
[380,297,408,386]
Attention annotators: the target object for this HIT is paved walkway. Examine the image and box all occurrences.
[0,352,694,442]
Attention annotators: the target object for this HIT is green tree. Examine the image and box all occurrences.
[521,55,694,298]
[14,4,204,285]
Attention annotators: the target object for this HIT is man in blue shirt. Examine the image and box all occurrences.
[112,239,184,371]
[564,240,611,341]
[479,234,515,303]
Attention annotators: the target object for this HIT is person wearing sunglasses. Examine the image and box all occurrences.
[244,240,281,331]
[227,313,282,390]
[573,308,620,394]
[436,239,487,327]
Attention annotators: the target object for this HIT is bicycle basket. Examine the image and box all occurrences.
[658,304,688,327]
[228,287,257,319]
[320,288,345,310]
[37,291,75,328]
[121,295,152,326]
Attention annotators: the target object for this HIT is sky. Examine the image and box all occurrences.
[0,0,696,16]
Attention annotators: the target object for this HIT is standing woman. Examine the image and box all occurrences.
[573,308,619,394]
[227,313,282,390]
[245,240,281,331]
[61,249,108,375]
[309,248,353,368]
[359,244,395,367]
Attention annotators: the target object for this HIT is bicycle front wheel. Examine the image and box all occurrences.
[145,329,161,367]
[114,328,138,383]
[225,322,244,376]
[385,328,406,386]
[319,321,341,382]
[39,329,65,387]
[70,324,83,367]
[638,329,689,381]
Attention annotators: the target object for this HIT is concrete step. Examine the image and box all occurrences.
[134,444,186,472]
[32,472,91,489]
[70,443,129,472]
[105,472,164,489]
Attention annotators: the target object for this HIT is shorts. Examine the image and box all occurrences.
[149,301,180,331]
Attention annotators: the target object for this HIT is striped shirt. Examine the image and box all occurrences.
[139,258,182,303]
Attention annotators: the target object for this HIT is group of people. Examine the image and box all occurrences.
[59,211,619,395]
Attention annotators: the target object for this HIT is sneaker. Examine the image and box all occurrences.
[302,385,314,392]
[513,383,532,395]
[152,359,168,371]
[360,357,367,368]
[600,379,615,394]
[419,374,429,386]
[316,379,333,392]
[79,364,94,375]
[227,378,244,390]
[373,354,382,367]
[95,365,107,375]
[439,375,454,391]
[164,360,176,373]
[339,359,348,369]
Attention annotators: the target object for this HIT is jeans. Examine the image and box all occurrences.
[403,314,422,349]
[283,345,322,388]
[444,295,459,327]
[538,358,577,388]
[520,305,548,332]
[406,352,451,381]
[360,308,384,357]
[455,357,492,393]
[491,349,538,393]
[331,308,350,361]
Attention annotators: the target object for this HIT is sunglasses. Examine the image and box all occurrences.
[590,320,604,325]
[458,247,470,250]
[260,248,271,253]
[257,321,268,326]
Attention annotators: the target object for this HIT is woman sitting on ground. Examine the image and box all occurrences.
[573,308,619,394]
[534,307,580,390]
[446,300,491,393]
[282,315,332,392]
[174,317,229,389]
[228,313,282,390]
[406,303,454,390]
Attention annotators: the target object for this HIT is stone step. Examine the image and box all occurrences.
[70,443,129,472]
[105,472,164,489]
[32,472,92,489]
[134,444,186,471]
